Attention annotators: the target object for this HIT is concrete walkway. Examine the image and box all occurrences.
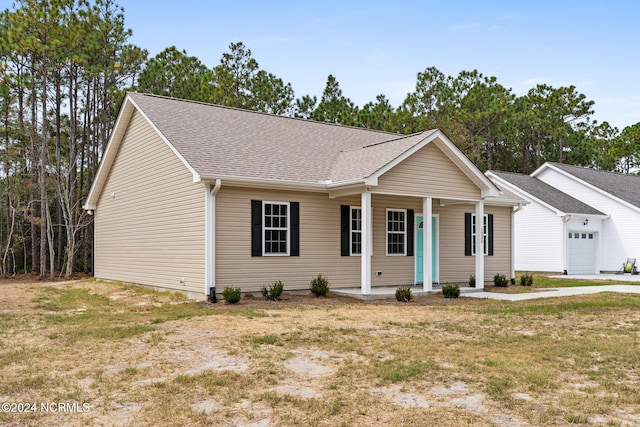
[333,274,640,301]
[462,284,640,301]
[548,273,640,283]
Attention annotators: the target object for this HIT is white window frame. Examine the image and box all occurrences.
[386,208,406,256]
[350,206,362,256]
[263,201,290,256]
[471,213,488,256]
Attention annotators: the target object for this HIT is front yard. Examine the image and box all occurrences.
[0,278,639,426]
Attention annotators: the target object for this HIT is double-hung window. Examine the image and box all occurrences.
[341,205,414,257]
[263,202,289,255]
[471,214,488,256]
[386,209,406,255]
[251,200,299,257]
[464,212,493,256]
[350,207,362,255]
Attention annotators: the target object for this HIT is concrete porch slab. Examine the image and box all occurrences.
[332,284,481,300]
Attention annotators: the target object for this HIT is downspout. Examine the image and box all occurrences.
[207,179,222,302]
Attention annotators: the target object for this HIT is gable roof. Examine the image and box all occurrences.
[488,170,605,216]
[533,162,640,209]
[86,93,501,209]
[129,92,423,184]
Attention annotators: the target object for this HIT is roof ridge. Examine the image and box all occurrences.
[491,169,605,215]
[361,130,434,148]
[337,131,433,153]
[129,91,403,137]
[550,162,640,179]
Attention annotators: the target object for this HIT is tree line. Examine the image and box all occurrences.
[1,0,639,278]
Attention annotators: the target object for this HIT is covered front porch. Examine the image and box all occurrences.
[354,191,490,296]
[325,131,515,296]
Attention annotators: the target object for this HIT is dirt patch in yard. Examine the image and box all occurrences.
[1,278,639,426]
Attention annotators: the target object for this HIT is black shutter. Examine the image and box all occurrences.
[290,202,300,256]
[464,212,472,256]
[340,205,350,256]
[251,200,262,256]
[487,213,494,256]
[406,209,414,256]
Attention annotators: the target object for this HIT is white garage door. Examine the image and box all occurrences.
[567,232,596,274]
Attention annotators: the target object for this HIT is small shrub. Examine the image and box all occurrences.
[222,287,241,304]
[520,273,534,286]
[468,274,476,288]
[261,280,284,301]
[494,273,509,287]
[442,284,460,298]
[309,274,330,297]
[395,286,413,302]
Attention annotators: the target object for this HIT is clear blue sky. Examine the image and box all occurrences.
[3,0,639,130]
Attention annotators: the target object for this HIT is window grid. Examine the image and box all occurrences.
[350,207,362,255]
[387,209,406,255]
[263,202,289,255]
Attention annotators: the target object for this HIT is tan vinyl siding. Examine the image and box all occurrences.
[437,204,473,283]
[370,197,510,286]
[484,207,512,281]
[370,195,421,287]
[94,110,206,294]
[216,189,512,291]
[376,142,480,200]
[216,187,361,292]
[437,204,512,284]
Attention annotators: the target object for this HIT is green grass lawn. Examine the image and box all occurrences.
[517,273,639,288]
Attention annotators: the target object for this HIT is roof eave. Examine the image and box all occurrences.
[486,171,567,216]
[561,213,610,220]
[483,197,530,207]
[84,93,202,211]
[84,95,136,210]
[200,175,329,192]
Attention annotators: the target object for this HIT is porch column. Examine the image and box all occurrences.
[361,191,372,295]
[475,201,485,289]
[423,197,433,291]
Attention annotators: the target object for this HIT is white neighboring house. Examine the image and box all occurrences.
[532,163,640,273]
[487,169,609,274]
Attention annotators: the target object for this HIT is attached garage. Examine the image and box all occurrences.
[567,231,597,274]
[487,170,609,275]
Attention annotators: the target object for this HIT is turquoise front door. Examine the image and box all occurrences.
[416,215,438,283]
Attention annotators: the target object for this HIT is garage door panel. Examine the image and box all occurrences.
[567,232,596,274]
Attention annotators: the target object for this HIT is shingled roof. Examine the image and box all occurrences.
[85,93,504,210]
[542,163,640,209]
[489,170,605,215]
[128,92,436,184]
